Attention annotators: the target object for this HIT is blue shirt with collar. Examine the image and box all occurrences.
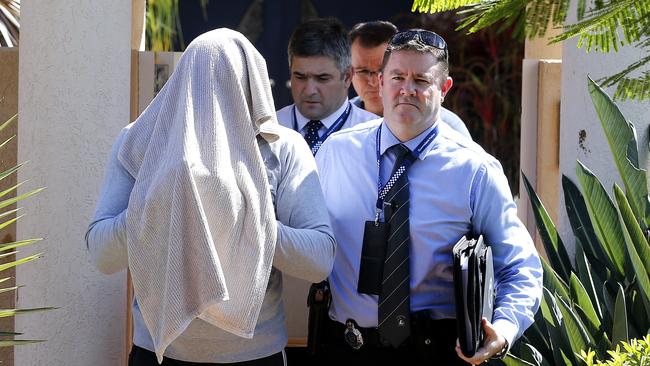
[315,118,542,347]
[276,99,378,140]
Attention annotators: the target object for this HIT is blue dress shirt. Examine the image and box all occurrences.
[315,118,542,347]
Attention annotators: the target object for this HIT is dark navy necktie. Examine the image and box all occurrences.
[304,120,323,150]
[378,143,413,348]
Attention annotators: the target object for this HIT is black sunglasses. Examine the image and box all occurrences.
[389,29,447,51]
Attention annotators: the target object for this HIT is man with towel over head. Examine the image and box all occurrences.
[85,28,335,366]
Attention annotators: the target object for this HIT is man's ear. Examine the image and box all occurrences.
[441,77,453,97]
[343,67,353,87]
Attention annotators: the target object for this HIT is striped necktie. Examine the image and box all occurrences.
[378,143,413,348]
[304,120,323,150]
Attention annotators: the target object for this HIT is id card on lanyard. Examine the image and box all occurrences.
[292,102,352,156]
[357,122,439,295]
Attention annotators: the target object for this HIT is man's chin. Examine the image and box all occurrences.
[297,104,322,120]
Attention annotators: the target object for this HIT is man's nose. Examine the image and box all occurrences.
[367,72,380,87]
[304,78,319,95]
[400,80,417,96]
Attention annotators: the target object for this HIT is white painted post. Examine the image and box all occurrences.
[17,1,132,365]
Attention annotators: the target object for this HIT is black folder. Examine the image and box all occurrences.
[452,235,495,358]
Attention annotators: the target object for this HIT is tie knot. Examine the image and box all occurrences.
[306,120,323,130]
[391,144,412,161]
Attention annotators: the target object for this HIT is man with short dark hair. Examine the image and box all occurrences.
[315,29,542,365]
[348,21,472,139]
[277,18,378,155]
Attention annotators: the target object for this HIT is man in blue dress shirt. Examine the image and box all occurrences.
[276,18,378,155]
[315,29,542,365]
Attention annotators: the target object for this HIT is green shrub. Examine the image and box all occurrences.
[488,77,650,366]
[580,335,650,366]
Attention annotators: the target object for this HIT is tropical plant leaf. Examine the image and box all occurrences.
[541,257,570,300]
[0,285,20,295]
[522,173,573,282]
[0,215,21,231]
[575,161,627,279]
[0,238,43,252]
[540,290,573,366]
[0,331,22,336]
[587,77,650,227]
[501,351,537,366]
[0,250,17,259]
[614,184,650,276]
[0,135,15,151]
[0,163,24,184]
[616,195,650,321]
[0,253,42,272]
[411,0,479,13]
[553,0,645,52]
[0,114,16,133]
[568,273,602,337]
[0,307,56,318]
[0,187,44,210]
[574,241,604,320]
[556,294,596,364]
[0,340,45,347]
[611,284,628,346]
[0,181,24,199]
[520,314,553,362]
[628,290,650,338]
[563,175,609,272]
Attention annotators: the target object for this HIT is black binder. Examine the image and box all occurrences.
[452,235,495,358]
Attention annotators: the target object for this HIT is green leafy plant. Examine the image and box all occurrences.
[580,334,650,366]
[0,114,51,347]
[410,0,650,101]
[486,77,650,366]
[146,0,209,51]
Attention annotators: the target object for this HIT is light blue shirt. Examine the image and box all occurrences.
[276,99,378,140]
[315,118,542,347]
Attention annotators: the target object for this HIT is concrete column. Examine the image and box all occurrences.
[518,25,562,251]
[17,1,132,365]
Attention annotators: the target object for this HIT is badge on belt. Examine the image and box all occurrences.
[344,319,364,350]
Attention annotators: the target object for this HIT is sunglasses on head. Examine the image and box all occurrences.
[389,29,447,51]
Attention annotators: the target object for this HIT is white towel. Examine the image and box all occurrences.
[118,28,279,363]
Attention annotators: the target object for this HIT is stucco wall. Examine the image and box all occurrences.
[557,36,650,256]
[16,1,132,365]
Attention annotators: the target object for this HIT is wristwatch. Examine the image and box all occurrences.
[492,339,509,359]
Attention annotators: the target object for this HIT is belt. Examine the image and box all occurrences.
[324,312,457,351]
[324,317,388,349]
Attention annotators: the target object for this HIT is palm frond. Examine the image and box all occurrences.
[611,72,650,101]
[552,0,648,52]
[411,0,481,13]
[0,0,19,47]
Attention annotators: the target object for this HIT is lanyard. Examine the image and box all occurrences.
[374,123,438,222]
[293,102,352,156]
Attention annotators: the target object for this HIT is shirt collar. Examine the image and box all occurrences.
[294,99,350,131]
[379,118,441,161]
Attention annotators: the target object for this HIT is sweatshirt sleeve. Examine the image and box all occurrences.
[85,126,135,274]
[272,132,336,283]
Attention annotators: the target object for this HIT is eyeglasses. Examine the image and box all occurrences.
[353,68,381,80]
[389,29,447,51]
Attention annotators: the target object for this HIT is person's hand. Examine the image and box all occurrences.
[455,317,507,365]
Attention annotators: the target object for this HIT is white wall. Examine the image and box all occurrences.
[557,31,650,256]
[17,1,132,365]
